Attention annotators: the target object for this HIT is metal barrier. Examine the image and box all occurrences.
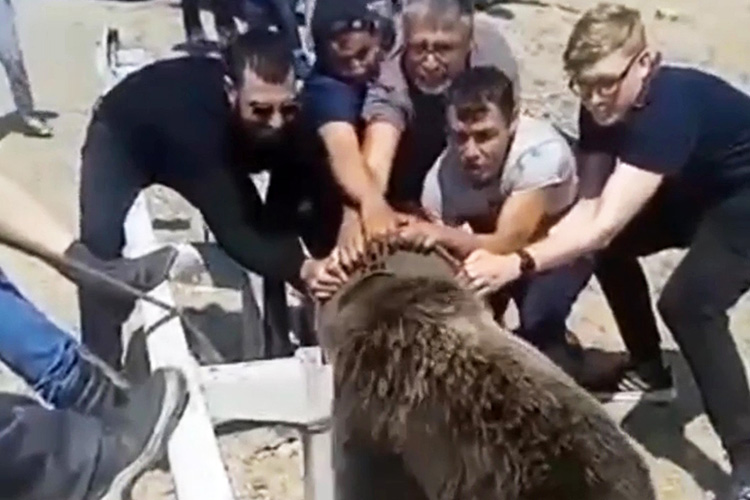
[122,192,334,500]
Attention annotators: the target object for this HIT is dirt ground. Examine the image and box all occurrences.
[2,0,750,498]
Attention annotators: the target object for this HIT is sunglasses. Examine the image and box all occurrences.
[248,101,300,122]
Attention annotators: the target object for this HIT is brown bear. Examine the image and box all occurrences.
[317,237,656,500]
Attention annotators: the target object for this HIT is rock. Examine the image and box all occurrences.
[655,8,683,21]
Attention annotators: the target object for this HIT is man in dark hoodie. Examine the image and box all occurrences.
[78,28,347,367]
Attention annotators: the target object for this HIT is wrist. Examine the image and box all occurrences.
[299,258,316,281]
[360,193,388,214]
[513,248,537,278]
[341,206,360,225]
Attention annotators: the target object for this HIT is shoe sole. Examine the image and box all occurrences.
[593,387,677,405]
[99,370,189,500]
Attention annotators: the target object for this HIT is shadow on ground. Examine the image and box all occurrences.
[0,111,58,143]
[621,349,729,496]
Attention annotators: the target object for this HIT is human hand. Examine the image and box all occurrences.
[336,211,366,272]
[397,220,442,251]
[458,249,522,297]
[360,196,408,240]
[300,256,348,301]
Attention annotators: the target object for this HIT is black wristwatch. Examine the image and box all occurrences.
[515,248,537,277]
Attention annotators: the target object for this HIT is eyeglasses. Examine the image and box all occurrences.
[248,101,300,122]
[569,48,644,98]
[405,40,462,63]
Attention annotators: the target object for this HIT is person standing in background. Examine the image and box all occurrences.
[0,0,52,138]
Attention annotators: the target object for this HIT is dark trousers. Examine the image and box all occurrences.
[78,119,151,367]
[181,0,235,38]
[0,0,34,117]
[491,257,594,351]
[181,0,301,50]
[596,185,750,451]
[0,393,101,500]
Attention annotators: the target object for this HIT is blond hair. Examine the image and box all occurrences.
[563,3,646,77]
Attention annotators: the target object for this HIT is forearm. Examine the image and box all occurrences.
[336,205,362,240]
[436,225,532,258]
[329,153,382,208]
[525,201,612,273]
[525,163,663,272]
[213,224,306,283]
[195,175,307,283]
[362,121,401,194]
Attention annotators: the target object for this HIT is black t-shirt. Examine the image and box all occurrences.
[387,88,447,205]
[300,66,368,131]
[579,66,750,205]
[94,56,326,282]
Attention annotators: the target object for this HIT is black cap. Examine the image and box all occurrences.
[311,0,379,50]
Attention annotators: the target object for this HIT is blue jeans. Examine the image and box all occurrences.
[0,269,85,409]
[495,256,595,350]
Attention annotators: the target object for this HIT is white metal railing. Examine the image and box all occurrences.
[122,192,334,500]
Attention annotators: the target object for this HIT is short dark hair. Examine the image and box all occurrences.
[223,27,293,86]
[447,66,516,125]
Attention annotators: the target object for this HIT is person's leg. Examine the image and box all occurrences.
[181,0,206,43]
[595,253,663,367]
[592,187,699,400]
[655,191,750,498]
[212,0,237,45]
[0,266,129,413]
[78,118,150,368]
[0,173,176,302]
[0,368,188,500]
[512,256,595,378]
[86,368,189,500]
[0,393,101,500]
[0,0,51,138]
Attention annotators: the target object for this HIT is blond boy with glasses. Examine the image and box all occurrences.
[459,5,750,498]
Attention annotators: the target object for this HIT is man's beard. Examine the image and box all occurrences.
[246,123,288,149]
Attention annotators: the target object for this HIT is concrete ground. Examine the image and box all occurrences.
[1,0,750,498]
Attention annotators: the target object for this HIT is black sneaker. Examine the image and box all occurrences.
[720,466,750,500]
[540,339,585,381]
[729,483,750,500]
[87,368,189,500]
[63,242,178,302]
[593,359,676,404]
[67,345,130,417]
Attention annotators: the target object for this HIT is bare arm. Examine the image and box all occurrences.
[318,122,382,207]
[462,159,664,295]
[526,160,662,270]
[539,151,614,237]
[334,119,407,254]
[362,120,403,194]
[426,188,549,258]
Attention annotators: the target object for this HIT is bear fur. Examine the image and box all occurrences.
[317,240,656,500]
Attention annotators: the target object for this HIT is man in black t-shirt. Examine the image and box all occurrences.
[459,5,750,499]
[78,28,345,368]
